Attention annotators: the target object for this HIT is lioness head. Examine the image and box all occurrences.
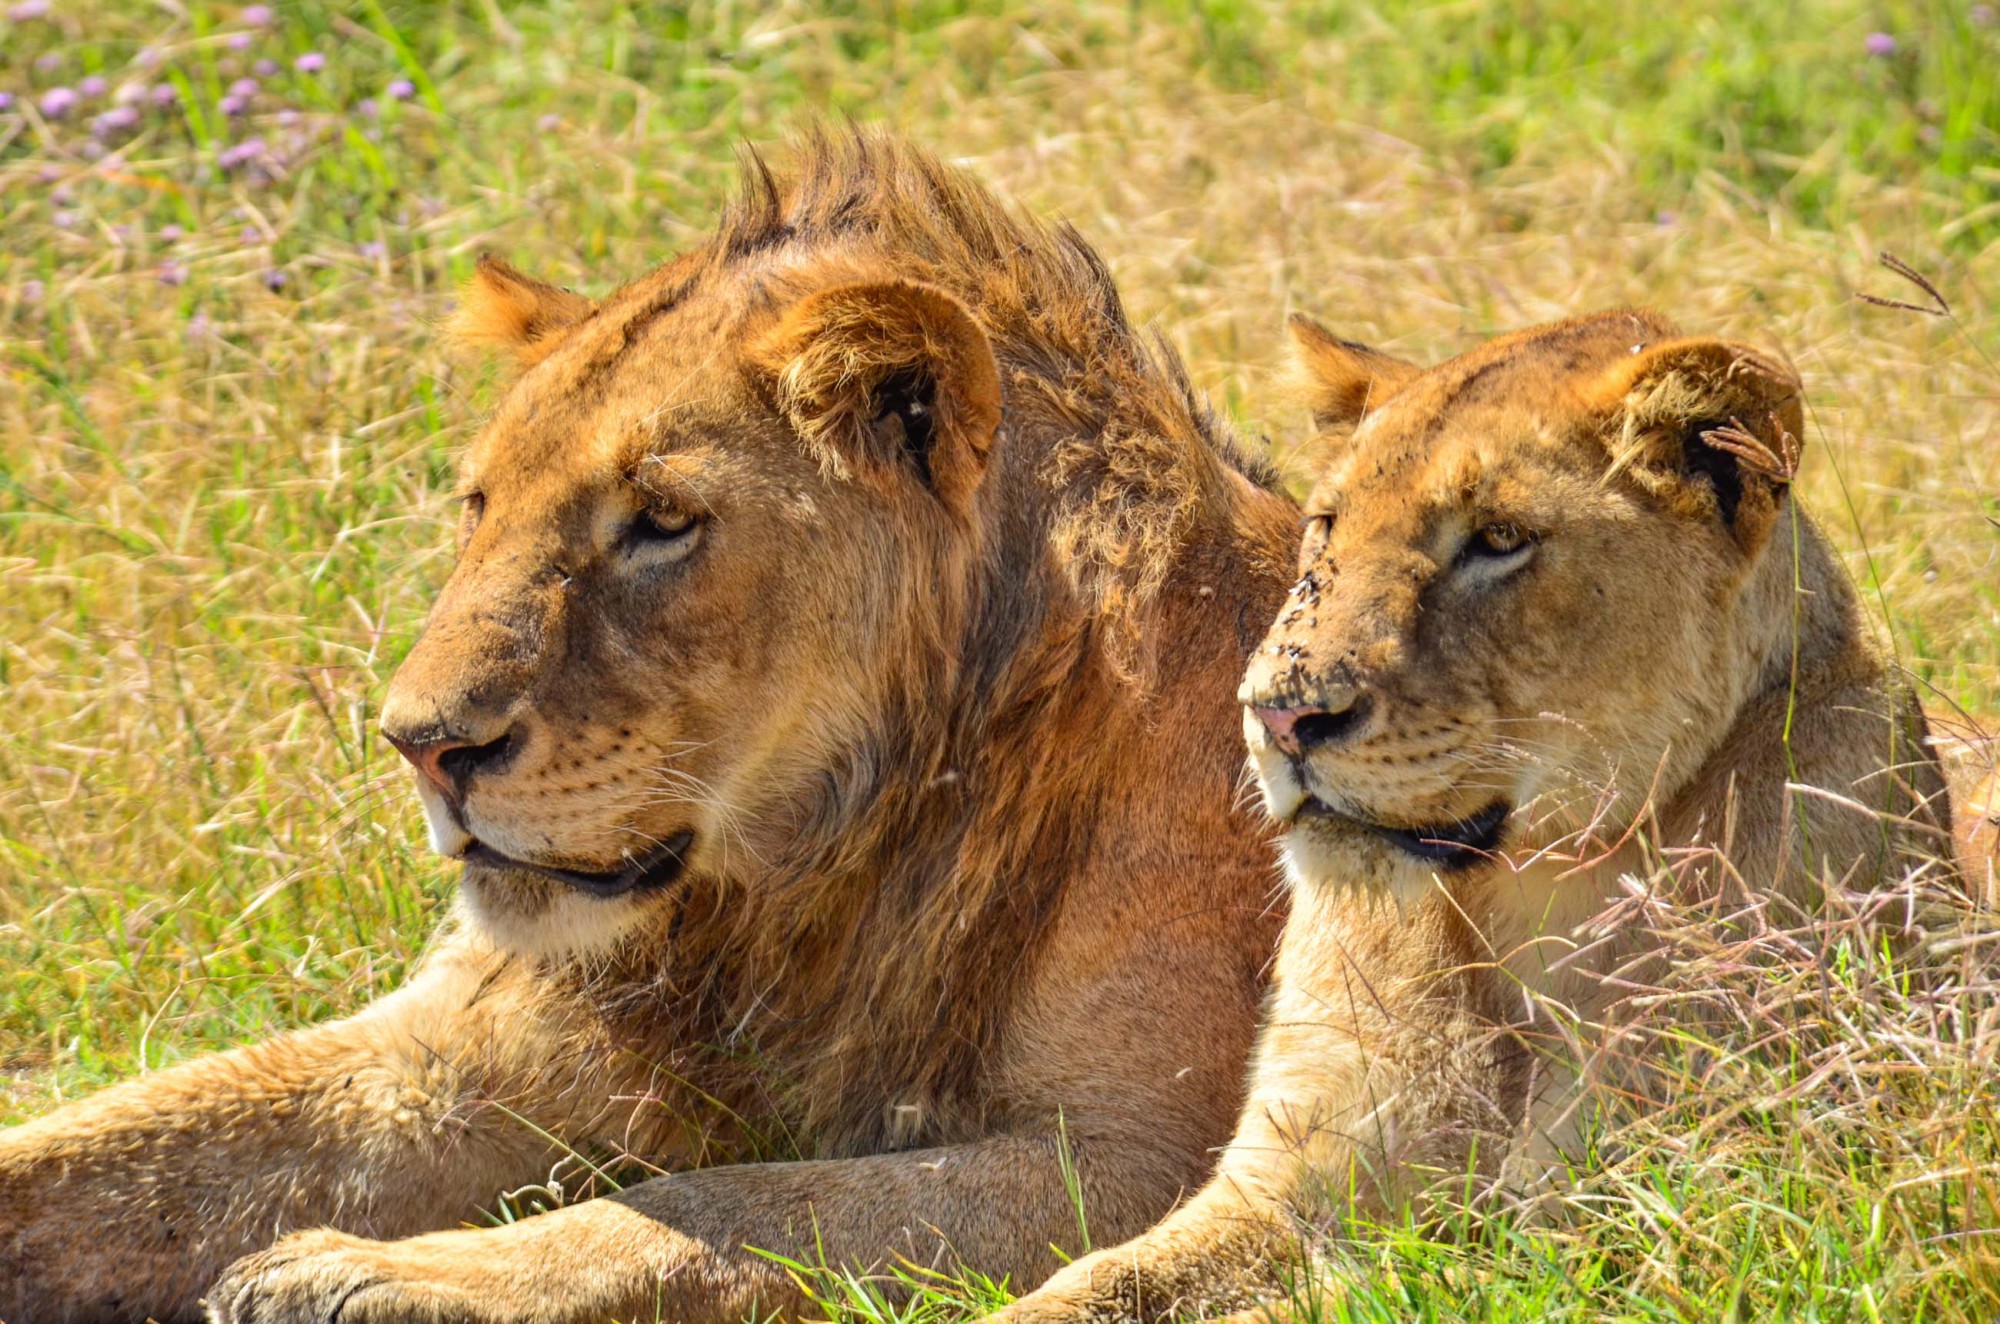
[380,241,1002,957]
[1242,310,1807,891]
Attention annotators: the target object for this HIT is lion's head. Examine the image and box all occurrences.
[380,134,1267,961]
[1241,310,1813,893]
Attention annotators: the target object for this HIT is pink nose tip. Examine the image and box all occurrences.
[385,733,472,796]
[1250,693,1369,755]
[1252,705,1315,755]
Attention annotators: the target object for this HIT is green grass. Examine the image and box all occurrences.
[3,0,1999,1318]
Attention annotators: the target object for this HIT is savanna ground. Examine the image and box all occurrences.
[2,1,1998,1318]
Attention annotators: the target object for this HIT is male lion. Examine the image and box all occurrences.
[0,133,1300,1323]
[997,310,1962,1322]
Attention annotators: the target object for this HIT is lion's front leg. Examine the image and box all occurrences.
[0,940,579,1324]
[995,885,1529,1324]
[207,1131,1185,1324]
[204,1209,724,1324]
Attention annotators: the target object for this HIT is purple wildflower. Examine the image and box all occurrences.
[21,278,45,302]
[158,261,189,287]
[91,106,140,137]
[112,224,133,243]
[158,224,183,242]
[294,52,325,74]
[537,112,561,133]
[357,97,379,118]
[218,136,267,170]
[1975,5,1997,26]
[229,77,260,97]
[137,46,162,69]
[78,75,108,99]
[8,0,51,20]
[227,31,253,51]
[219,94,249,117]
[241,225,261,243]
[33,53,59,73]
[0,92,13,112]
[50,182,71,203]
[52,208,78,229]
[150,83,180,108]
[38,86,77,118]
[1865,31,1897,56]
[114,80,147,105]
[242,4,274,25]
[275,108,299,126]
[386,78,415,101]
[254,58,278,77]
[261,268,287,291]
[359,240,387,260]
[185,311,211,342]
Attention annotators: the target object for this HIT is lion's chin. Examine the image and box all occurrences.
[458,867,664,963]
[1280,798,1512,901]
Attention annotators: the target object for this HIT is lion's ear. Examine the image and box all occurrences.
[447,255,597,370]
[754,279,1001,515]
[1288,314,1423,429]
[1587,337,1805,552]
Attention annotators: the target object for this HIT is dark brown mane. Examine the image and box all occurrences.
[555,133,1293,1163]
[710,128,1277,487]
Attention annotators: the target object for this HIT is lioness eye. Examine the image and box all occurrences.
[1469,521,1530,558]
[628,507,701,558]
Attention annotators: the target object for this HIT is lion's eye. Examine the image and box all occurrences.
[1298,513,1334,572]
[1470,522,1529,557]
[1460,521,1536,576]
[627,507,702,560]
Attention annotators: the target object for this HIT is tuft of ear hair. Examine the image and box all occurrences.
[754,279,1001,515]
[1590,337,1805,550]
[447,254,597,369]
[1288,313,1424,430]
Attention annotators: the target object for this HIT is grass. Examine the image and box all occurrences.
[2,0,1998,1317]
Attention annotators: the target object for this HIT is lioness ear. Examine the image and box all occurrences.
[447,254,597,370]
[1288,314,1423,429]
[1588,337,1805,552]
[754,279,1001,515]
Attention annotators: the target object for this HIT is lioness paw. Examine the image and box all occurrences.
[206,1231,475,1324]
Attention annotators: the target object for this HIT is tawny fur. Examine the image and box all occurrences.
[0,131,1300,1324]
[995,310,1963,1323]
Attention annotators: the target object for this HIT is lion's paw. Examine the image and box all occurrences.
[205,1230,473,1324]
[993,1250,1145,1324]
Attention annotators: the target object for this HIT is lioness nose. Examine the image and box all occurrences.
[1252,690,1370,756]
[385,727,518,799]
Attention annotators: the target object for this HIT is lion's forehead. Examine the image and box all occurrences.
[1325,410,1584,526]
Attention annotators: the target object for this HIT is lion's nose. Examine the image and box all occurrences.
[385,727,519,799]
[1251,689,1371,756]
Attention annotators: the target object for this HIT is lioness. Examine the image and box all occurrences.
[0,133,1301,1323]
[997,310,1959,1322]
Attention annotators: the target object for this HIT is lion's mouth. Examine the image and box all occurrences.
[459,830,694,899]
[1295,798,1510,870]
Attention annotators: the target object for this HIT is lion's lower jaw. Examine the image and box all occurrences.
[1281,826,1472,905]
[457,871,659,963]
